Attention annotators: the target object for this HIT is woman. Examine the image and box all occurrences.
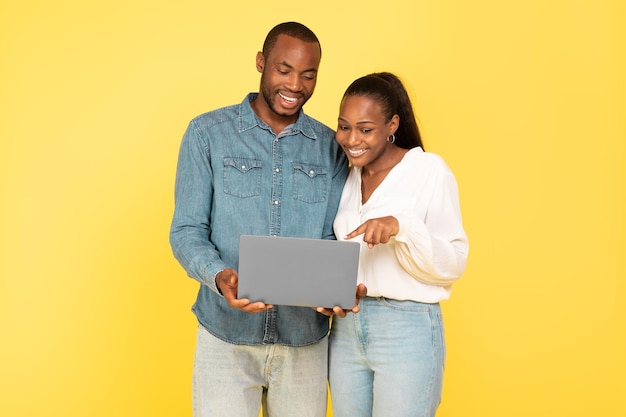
[328,72,469,417]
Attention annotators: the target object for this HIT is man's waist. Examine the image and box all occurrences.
[192,287,329,346]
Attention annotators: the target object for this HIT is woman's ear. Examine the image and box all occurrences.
[389,114,400,136]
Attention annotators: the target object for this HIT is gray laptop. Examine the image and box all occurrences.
[238,235,360,309]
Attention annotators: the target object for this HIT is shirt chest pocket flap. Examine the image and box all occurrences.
[223,157,262,198]
[292,162,328,203]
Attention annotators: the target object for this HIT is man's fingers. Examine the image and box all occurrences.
[235,300,273,313]
[315,307,334,316]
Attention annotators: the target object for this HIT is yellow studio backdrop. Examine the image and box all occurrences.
[1,0,624,416]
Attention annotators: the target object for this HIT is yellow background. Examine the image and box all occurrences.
[1,1,624,416]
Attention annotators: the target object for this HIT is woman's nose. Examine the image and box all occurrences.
[345,130,359,146]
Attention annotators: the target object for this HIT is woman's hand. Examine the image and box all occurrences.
[346,216,399,248]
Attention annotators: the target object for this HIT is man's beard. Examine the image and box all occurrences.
[259,74,309,118]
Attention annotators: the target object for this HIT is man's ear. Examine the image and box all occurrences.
[255,51,265,73]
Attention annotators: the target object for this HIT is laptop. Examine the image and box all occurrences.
[237,235,361,309]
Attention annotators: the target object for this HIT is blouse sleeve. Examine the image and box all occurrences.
[393,169,468,288]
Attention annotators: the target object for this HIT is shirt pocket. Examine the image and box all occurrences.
[223,157,262,198]
[292,162,328,203]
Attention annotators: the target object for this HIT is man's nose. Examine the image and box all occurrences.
[285,73,302,91]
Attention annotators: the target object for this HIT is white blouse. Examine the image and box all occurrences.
[333,147,469,303]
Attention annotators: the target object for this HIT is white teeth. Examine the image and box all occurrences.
[348,148,367,156]
[279,92,297,103]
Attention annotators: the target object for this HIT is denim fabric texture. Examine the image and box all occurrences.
[170,93,349,346]
[329,297,445,417]
[193,325,328,417]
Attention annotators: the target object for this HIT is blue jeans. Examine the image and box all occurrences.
[193,325,328,417]
[328,297,445,417]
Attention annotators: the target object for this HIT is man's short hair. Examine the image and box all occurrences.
[262,22,321,57]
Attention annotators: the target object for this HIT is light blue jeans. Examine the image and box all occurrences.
[328,297,445,417]
[193,325,328,417]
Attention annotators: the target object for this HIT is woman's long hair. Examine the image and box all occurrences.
[342,72,423,150]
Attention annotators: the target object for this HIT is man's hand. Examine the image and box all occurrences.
[215,268,273,313]
[315,283,367,317]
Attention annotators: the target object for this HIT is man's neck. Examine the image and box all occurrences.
[250,94,298,134]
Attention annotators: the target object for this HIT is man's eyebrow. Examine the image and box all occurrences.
[277,61,318,73]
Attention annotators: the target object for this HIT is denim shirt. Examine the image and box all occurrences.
[170,93,349,346]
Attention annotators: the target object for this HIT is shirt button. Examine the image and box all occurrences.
[241,165,246,170]
[309,170,315,176]
[274,200,279,205]
[275,168,280,173]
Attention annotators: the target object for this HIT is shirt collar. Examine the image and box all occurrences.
[238,93,318,140]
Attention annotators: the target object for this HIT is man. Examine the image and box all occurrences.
[170,22,350,417]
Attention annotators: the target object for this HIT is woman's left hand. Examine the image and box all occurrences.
[346,216,399,249]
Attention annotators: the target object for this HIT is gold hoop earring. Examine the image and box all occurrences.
[387,134,396,144]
